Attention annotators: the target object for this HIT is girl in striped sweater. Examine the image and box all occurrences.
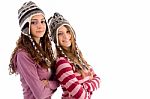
[48,12,100,99]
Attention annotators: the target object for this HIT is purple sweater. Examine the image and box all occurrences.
[13,50,59,99]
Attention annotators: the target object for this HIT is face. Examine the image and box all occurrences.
[57,25,72,49]
[30,14,46,41]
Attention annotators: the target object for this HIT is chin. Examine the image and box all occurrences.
[38,34,45,38]
[66,44,71,47]
[63,44,71,48]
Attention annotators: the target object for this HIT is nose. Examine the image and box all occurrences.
[37,22,43,29]
[63,33,70,39]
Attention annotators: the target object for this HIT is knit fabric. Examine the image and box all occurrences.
[13,50,58,99]
[55,57,100,99]
[48,12,76,45]
[18,1,45,36]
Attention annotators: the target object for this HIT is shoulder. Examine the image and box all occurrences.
[17,49,26,54]
[55,57,71,68]
[17,49,28,58]
[56,57,68,63]
[16,49,33,62]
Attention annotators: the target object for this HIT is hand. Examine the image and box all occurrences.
[42,80,49,86]
[89,74,93,80]
[89,70,95,80]
[83,69,94,80]
[49,80,60,90]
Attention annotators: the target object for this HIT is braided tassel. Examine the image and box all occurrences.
[75,43,88,70]
[57,46,82,70]
[29,35,51,67]
[48,33,55,60]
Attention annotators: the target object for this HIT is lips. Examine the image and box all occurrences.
[36,31,44,34]
[36,31,43,32]
[63,40,69,42]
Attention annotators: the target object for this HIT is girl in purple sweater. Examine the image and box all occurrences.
[9,1,59,99]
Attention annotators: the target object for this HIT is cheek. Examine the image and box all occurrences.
[69,35,72,39]
[58,37,62,43]
[44,25,47,29]
[58,37,64,45]
[30,27,35,34]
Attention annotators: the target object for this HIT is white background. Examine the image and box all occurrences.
[0,0,150,99]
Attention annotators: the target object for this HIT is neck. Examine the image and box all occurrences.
[63,46,71,52]
[33,37,40,44]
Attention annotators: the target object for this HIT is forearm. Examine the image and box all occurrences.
[17,51,52,99]
[82,75,100,92]
[56,57,89,99]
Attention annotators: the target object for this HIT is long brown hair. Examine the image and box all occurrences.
[9,31,55,75]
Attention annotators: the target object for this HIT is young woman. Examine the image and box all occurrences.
[48,12,100,99]
[9,1,59,99]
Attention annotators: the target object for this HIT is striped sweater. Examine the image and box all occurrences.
[55,57,100,99]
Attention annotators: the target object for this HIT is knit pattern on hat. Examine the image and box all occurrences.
[48,12,76,44]
[18,1,45,35]
[48,12,88,70]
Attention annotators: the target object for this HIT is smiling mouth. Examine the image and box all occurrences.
[63,40,70,43]
[36,31,44,33]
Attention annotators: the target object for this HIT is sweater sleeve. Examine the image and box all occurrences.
[82,68,101,92]
[48,80,59,90]
[16,51,52,99]
[55,57,88,99]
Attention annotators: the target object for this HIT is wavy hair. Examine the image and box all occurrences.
[9,31,55,75]
[55,25,91,77]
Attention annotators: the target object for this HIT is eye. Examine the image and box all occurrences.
[41,20,46,24]
[66,30,70,34]
[58,32,63,35]
[31,21,37,25]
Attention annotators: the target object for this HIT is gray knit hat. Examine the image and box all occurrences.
[48,12,76,46]
[18,1,47,36]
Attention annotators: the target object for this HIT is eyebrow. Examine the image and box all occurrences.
[31,18,45,21]
[58,30,63,32]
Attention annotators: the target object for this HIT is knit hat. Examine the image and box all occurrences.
[48,12,88,70]
[48,12,76,46]
[18,1,46,36]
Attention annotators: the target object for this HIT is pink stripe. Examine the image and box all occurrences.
[78,89,87,99]
[65,77,78,89]
[56,63,70,74]
[93,79,99,89]
[70,85,82,96]
[94,77,100,88]
[56,57,66,62]
[91,80,96,91]
[59,71,73,82]
[90,81,95,91]
[85,82,91,91]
